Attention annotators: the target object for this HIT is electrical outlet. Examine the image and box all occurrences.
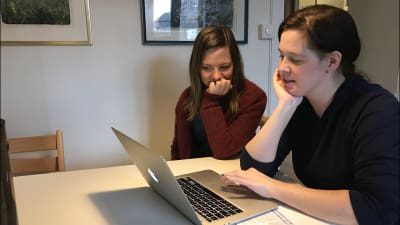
[258,24,273,40]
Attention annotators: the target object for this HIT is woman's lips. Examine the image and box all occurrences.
[283,79,295,89]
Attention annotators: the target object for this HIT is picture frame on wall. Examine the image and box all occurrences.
[0,0,92,46]
[141,0,248,45]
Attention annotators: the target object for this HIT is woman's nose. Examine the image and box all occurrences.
[211,67,222,79]
[278,60,290,74]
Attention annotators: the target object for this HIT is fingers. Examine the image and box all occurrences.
[208,81,216,90]
[215,80,230,92]
[273,69,283,88]
[221,174,242,186]
[221,175,241,186]
[207,78,232,95]
[220,170,247,186]
[274,69,281,80]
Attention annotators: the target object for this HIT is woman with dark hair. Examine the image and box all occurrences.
[221,5,399,225]
[171,25,267,160]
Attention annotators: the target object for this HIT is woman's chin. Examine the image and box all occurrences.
[287,89,305,98]
[284,86,298,96]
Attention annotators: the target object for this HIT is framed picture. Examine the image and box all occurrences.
[140,0,248,45]
[0,0,92,46]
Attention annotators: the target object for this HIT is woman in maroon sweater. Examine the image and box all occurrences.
[171,25,267,160]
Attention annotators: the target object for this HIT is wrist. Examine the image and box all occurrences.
[267,178,285,199]
[201,91,223,110]
[276,100,300,114]
[203,90,224,100]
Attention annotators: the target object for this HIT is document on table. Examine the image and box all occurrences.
[237,206,332,225]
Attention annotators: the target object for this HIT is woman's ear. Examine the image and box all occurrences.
[326,50,342,73]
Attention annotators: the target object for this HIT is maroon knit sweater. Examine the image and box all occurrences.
[171,79,267,160]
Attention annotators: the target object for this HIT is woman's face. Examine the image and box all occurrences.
[200,46,233,87]
[278,30,330,98]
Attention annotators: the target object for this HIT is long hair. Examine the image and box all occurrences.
[278,5,361,76]
[185,25,245,121]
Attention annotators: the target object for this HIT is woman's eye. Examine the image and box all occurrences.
[202,66,212,71]
[287,57,302,64]
[202,64,232,72]
[291,59,302,64]
[219,65,230,71]
[279,55,302,64]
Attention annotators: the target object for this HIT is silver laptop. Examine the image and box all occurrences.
[112,127,277,225]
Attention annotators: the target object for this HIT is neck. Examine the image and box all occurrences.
[307,73,345,117]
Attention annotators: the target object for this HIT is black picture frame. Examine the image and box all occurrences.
[140,0,248,45]
[0,0,92,46]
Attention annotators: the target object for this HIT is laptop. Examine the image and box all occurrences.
[112,127,277,225]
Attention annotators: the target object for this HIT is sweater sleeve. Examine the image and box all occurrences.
[170,88,190,160]
[348,93,399,225]
[241,131,292,177]
[200,80,267,159]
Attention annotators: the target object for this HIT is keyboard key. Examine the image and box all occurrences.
[177,177,243,222]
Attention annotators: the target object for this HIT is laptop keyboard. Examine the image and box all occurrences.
[177,176,243,222]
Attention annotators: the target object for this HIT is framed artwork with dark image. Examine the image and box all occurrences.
[0,0,92,46]
[140,0,248,45]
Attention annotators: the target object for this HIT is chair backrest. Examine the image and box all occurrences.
[1,119,19,225]
[258,115,269,130]
[8,130,65,176]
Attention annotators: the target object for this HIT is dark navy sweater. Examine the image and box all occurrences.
[241,74,399,225]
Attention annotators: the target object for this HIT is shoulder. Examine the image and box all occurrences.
[235,79,267,110]
[333,75,399,138]
[243,79,264,92]
[178,87,191,100]
[242,79,267,100]
[340,75,399,112]
[175,87,191,109]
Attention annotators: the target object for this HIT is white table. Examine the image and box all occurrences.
[13,157,329,225]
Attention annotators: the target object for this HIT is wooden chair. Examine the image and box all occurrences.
[8,130,65,176]
[1,119,18,225]
[258,115,269,130]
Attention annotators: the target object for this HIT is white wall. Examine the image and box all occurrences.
[348,0,399,98]
[1,0,284,170]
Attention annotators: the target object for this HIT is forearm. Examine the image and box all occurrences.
[246,102,297,162]
[271,180,358,225]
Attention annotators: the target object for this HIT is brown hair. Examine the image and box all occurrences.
[278,5,361,76]
[185,25,245,120]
